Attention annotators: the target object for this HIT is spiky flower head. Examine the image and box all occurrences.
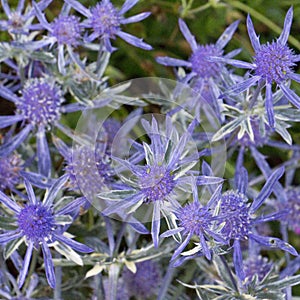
[176,201,213,236]
[17,203,55,247]
[51,15,81,46]
[139,165,176,203]
[254,42,295,84]
[0,176,93,289]
[122,260,161,299]
[17,78,64,126]
[210,7,300,127]
[219,190,251,241]
[156,18,239,81]
[90,1,121,38]
[189,44,223,79]
[64,0,152,52]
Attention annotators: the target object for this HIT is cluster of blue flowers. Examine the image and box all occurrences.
[0,1,300,299]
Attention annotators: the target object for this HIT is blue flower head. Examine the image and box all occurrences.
[210,7,300,128]
[157,18,239,81]
[0,77,96,177]
[165,182,226,261]
[218,167,297,282]
[0,0,52,35]
[64,0,152,52]
[0,175,93,289]
[101,116,223,247]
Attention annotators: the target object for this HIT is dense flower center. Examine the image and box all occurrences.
[17,79,64,126]
[18,204,55,245]
[254,42,295,83]
[140,165,176,202]
[219,191,251,240]
[90,2,121,37]
[189,44,223,78]
[177,202,212,236]
[51,15,81,46]
[0,154,22,191]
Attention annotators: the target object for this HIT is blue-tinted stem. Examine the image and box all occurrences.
[157,263,175,300]
[249,81,264,109]
[281,224,291,300]
[220,255,238,292]
[54,253,62,300]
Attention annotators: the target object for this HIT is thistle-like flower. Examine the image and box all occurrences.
[101,117,223,247]
[156,18,239,111]
[0,77,84,177]
[210,7,300,127]
[218,167,297,282]
[0,0,52,35]
[161,179,225,261]
[64,0,152,52]
[32,2,83,74]
[0,175,93,288]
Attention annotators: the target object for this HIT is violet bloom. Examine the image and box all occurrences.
[156,18,239,105]
[0,0,52,35]
[210,7,300,127]
[0,77,78,177]
[101,117,223,247]
[32,2,83,74]
[218,167,297,282]
[161,181,225,261]
[0,175,93,288]
[64,0,152,52]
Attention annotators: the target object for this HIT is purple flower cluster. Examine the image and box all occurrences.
[0,1,300,299]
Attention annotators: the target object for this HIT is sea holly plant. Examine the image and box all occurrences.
[0,175,93,288]
[100,116,223,247]
[0,1,300,299]
[209,7,300,128]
